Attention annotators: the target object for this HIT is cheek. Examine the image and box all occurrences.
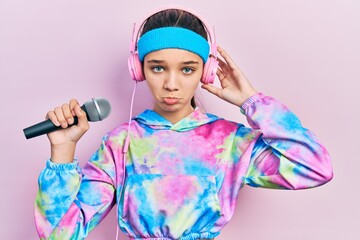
[145,80,160,96]
[182,80,200,99]
[186,71,202,89]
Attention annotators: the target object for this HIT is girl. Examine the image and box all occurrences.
[35,6,333,240]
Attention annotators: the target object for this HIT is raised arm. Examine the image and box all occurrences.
[35,99,124,239]
[201,46,333,189]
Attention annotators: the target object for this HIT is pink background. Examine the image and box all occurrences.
[1,0,359,239]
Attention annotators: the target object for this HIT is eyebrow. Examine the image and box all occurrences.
[146,59,200,65]
[182,61,199,65]
[146,59,164,64]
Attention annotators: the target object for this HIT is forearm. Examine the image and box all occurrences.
[35,159,116,239]
[35,160,81,238]
[36,137,119,239]
[242,93,333,189]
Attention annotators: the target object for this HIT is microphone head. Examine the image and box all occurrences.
[82,98,111,122]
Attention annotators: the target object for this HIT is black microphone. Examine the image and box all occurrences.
[23,98,111,139]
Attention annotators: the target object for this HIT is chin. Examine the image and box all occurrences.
[159,104,182,112]
[155,101,186,112]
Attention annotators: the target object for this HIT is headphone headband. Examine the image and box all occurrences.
[129,5,217,56]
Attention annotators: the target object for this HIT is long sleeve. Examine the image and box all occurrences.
[34,135,124,239]
[238,93,333,190]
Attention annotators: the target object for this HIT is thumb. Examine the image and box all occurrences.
[201,84,222,98]
[74,104,90,131]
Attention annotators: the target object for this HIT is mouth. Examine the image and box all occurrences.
[163,97,180,105]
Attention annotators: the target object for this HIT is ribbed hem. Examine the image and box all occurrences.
[130,232,220,240]
[240,92,265,114]
[46,158,78,171]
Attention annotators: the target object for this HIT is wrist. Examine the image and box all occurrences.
[240,92,265,114]
[50,142,76,164]
[236,89,258,107]
[46,158,78,171]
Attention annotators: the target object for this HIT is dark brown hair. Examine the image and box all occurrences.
[141,9,208,109]
[141,9,207,40]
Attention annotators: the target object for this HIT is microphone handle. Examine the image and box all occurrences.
[23,117,79,139]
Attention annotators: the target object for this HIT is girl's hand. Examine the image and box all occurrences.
[201,46,258,107]
[46,98,90,163]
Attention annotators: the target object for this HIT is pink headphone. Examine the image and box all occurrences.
[128,5,219,84]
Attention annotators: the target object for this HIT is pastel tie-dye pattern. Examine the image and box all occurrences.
[35,93,333,239]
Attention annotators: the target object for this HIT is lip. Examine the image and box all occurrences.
[163,97,179,105]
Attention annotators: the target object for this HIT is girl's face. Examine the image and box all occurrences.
[143,48,204,123]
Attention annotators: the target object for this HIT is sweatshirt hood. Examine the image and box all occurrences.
[133,108,221,132]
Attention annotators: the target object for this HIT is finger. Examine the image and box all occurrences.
[217,57,230,74]
[69,98,79,116]
[217,46,237,70]
[217,68,227,82]
[201,84,223,98]
[46,111,60,127]
[54,107,68,128]
[62,103,74,125]
[74,104,89,132]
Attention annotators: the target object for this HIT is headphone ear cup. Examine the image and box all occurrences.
[201,56,219,84]
[128,53,145,82]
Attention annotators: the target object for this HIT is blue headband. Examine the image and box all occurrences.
[138,27,210,63]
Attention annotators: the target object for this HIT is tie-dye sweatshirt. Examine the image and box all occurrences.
[35,93,333,239]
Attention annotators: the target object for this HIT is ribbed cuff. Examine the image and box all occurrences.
[46,158,78,171]
[240,92,265,114]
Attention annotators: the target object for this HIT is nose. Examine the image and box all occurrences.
[164,71,179,91]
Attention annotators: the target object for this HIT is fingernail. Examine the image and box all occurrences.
[67,118,73,124]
